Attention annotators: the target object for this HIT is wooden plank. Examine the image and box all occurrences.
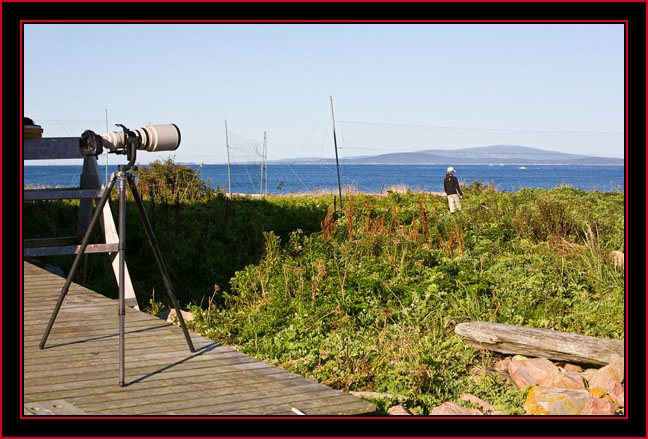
[75,376,325,413]
[23,188,104,201]
[24,399,87,415]
[23,237,81,248]
[454,321,624,366]
[23,346,243,373]
[24,366,295,403]
[23,137,83,160]
[221,394,376,416]
[23,351,256,381]
[149,386,356,416]
[24,243,119,257]
[23,361,274,395]
[94,381,339,415]
[25,369,297,403]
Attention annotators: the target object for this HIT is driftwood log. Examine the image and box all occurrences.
[455,322,624,367]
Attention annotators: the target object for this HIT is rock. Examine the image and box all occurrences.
[587,356,624,395]
[495,357,511,372]
[563,371,586,389]
[508,361,536,389]
[459,394,501,415]
[581,397,616,415]
[606,355,625,380]
[581,368,598,382]
[156,308,194,324]
[430,402,483,416]
[608,382,625,408]
[563,363,583,373]
[524,386,592,415]
[388,405,413,415]
[508,357,585,390]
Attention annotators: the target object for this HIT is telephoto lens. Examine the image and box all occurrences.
[135,124,181,152]
[102,124,181,152]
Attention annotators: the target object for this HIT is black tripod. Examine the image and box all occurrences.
[39,137,195,387]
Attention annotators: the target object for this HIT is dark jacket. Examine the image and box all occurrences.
[444,174,463,196]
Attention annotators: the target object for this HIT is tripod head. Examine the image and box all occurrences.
[113,124,139,171]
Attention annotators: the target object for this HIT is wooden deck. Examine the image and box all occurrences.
[22,261,375,416]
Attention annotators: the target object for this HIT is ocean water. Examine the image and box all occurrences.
[23,163,625,194]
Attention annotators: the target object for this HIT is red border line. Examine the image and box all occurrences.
[19,19,630,423]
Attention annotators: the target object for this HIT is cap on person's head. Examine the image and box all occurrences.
[447,166,455,174]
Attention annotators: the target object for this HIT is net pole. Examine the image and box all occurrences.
[263,131,268,196]
[330,96,344,210]
[260,131,265,195]
[105,109,109,186]
[225,120,231,197]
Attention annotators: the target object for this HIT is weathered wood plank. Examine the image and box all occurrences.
[23,137,83,160]
[97,381,340,415]
[23,349,256,380]
[24,399,87,415]
[76,377,324,413]
[24,243,119,257]
[455,321,624,366]
[155,386,359,416]
[22,261,375,415]
[23,188,105,201]
[23,318,174,337]
[23,333,208,358]
[23,361,274,395]
[23,339,220,366]
[23,236,81,248]
[25,368,297,403]
[224,395,376,416]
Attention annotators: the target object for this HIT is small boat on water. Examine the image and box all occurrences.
[518,166,527,170]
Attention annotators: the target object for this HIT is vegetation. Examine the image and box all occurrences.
[23,160,625,415]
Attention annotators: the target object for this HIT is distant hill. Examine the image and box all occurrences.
[275,145,623,165]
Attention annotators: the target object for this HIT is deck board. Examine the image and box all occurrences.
[23,261,375,416]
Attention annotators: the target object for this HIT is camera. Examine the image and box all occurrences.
[79,123,181,157]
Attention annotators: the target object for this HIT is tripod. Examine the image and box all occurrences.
[39,146,195,387]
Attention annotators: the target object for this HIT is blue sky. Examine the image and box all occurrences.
[23,23,625,165]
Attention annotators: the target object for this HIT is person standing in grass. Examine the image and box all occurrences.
[444,166,463,213]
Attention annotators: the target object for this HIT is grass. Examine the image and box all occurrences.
[23,163,625,415]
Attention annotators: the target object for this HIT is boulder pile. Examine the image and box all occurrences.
[514,354,624,415]
[423,354,624,416]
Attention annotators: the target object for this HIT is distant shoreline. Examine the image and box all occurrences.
[268,162,625,166]
[23,162,625,167]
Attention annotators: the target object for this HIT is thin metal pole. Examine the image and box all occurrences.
[262,131,267,196]
[105,109,109,187]
[330,96,344,210]
[118,171,127,387]
[260,132,264,196]
[264,131,268,196]
[225,120,231,197]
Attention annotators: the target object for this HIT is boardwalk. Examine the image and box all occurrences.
[22,261,375,416]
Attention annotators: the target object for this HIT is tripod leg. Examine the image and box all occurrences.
[40,174,118,349]
[126,174,195,352]
[118,172,127,387]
